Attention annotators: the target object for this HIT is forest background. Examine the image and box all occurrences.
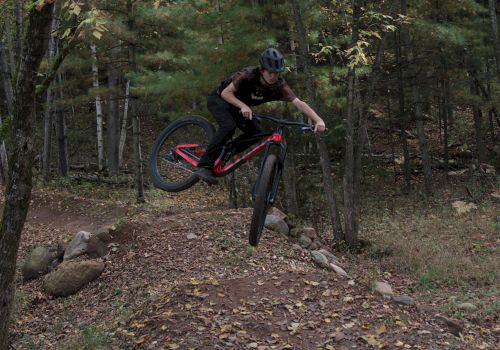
[0,0,499,348]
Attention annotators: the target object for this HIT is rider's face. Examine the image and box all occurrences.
[261,69,279,85]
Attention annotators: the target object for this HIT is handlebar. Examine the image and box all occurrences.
[254,114,314,132]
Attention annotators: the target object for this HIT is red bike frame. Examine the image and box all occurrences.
[173,132,284,176]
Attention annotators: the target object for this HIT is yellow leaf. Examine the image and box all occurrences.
[377,325,387,334]
[93,31,102,40]
[363,334,380,346]
[324,318,331,323]
[395,340,404,347]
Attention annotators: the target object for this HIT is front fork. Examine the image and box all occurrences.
[252,141,287,203]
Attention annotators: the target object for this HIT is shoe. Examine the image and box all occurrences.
[195,167,218,185]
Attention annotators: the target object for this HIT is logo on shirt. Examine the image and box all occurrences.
[251,91,264,100]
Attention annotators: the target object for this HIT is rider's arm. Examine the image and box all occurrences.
[221,83,253,119]
[292,98,326,132]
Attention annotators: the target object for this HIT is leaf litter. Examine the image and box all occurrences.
[6,188,498,349]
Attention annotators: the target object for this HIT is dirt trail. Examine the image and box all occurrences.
[10,190,498,349]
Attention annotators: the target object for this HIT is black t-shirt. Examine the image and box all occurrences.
[215,67,296,106]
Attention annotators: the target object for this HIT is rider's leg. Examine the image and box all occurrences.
[197,94,238,169]
[231,116,264,155]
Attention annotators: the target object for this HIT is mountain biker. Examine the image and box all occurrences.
[195,47,326,184]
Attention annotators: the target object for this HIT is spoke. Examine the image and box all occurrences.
[159,159,195,174]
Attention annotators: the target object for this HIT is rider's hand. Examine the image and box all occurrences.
[240,105,253,120]
[314,120,326,133]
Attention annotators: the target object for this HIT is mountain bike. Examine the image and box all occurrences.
[149,114,313,246]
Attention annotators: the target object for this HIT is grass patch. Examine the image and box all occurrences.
[10,290,32,323]
[63,325,111,350]
[362,198,500,288]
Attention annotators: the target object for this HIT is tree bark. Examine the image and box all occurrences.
[15,0,23,63]
[42,7,59,181]
[0,42,14,118]
[401,0,432,195]
[107,43,121,176]
[56,74,68,176]
[396,7,411,193]
[291,0,344,241]
[0,2,55,347]
[471,78,487,164]
[0,42,12,182]
[283,153,299,216]
[91,42,105,171]
[128,0,144,203]
[2,15,15,72]
[118,79,130,166]
[488,0,500,81]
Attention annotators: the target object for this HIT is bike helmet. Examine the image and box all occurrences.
[259,47,285,73]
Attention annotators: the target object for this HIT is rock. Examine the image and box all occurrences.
[392,295,416,306]
[94,228,113,243]
[43,260,105,297]
[268,207,287,221]
[311,251,329,269]
[186,233,198,240]
[22,246,58,281]
[301,227,317,240]
[298,235,312,248]
[87,235,108,258]
[436,315,463,336]
[318,249,338,263]
[329,263,349,277]
[373,281,393,297]
[308,240,322,251]
[289,228,301,238]
[64,231,92,260]
[264,215,289,235]
[457,302,476,311]
[291,244,303,252]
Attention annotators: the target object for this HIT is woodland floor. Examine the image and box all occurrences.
[6,181,500,350]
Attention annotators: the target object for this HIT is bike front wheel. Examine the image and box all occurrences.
[149,116,215,192]
[249,154,278,246]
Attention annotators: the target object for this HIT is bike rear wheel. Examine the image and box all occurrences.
[249,154,278,246]
[149,116,215,192]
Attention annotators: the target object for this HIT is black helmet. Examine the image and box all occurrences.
[259,47,285,73]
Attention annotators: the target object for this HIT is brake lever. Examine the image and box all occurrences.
[301,126,314,133]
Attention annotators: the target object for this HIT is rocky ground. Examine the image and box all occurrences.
[7,187,500,349]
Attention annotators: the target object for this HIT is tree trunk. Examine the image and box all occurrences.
[91,42,105,171]
[344,67,357,246]
[442,78,450,175]
[291,0,344,241]
[471,78,487,164]
[107,43,121,176]
[283,153,299,216]
[0,42,14,118]
[56,74,68,176]
[401,0,432,195]
[128,0,144,203]
[0,115,8,184]
[15,0,23,63]
[118,79,130,166]
[229,172,238,208]
[0,42,12,182]
[2,16,15,72]
[0,2,55,347]
[488,0,500,81]
[396,10,411,193]
[42,8,59,181]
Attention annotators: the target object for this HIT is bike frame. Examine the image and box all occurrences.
[172,114,310,201]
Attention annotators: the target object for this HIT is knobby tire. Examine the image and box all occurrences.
[249,154,278,246]
[149,116,215,192]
